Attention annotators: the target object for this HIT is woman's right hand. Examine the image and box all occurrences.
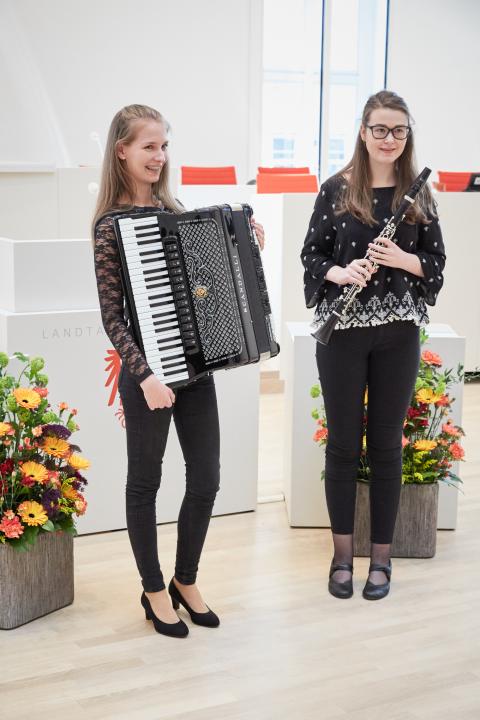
[140,374,176,410]
[328,258,376,287]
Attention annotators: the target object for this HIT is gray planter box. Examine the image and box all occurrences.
[0,532,74,630]
[354,481,439,558]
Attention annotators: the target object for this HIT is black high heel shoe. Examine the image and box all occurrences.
[328,561,354,599]
[362,561,392,601]
[168,578,220,628]
[141,591,189,638]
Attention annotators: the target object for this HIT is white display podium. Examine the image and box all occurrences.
[0,166,100,239]
[283,321,466,530]
[0,235,259,535]
[250,192,318,374]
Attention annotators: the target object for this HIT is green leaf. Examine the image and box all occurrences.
[41,520,55,532]
[13,352,30,363]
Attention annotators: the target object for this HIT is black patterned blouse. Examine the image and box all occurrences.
[301,176,446,330]
[94,205,171,384]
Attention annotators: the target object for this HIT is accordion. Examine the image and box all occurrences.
[113,204,279,387]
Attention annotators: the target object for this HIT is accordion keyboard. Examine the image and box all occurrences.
[117,216,190,384]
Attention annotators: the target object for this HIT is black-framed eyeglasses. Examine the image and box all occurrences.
[366,124,411,140]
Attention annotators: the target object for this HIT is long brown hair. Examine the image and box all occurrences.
[334,90,436,225]
[91,104,183,238]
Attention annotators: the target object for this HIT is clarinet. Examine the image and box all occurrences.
[312,167,431,345]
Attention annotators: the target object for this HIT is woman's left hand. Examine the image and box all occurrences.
[367,237,407,269]
[251,217,265,250]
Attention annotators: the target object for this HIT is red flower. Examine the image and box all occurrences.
[449,442,465,460]
[0,458,14,476]
[421,350,442,366]
[314,427,328,442]
[33,386,49,398]
[407,407,421,419]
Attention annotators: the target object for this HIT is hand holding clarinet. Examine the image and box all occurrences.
[312,167,431,345]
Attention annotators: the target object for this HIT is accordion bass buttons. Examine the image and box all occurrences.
[164,239,200,354]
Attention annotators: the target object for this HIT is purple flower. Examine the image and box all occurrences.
[41,487,62,518]
[74,470,88,487]
[42,424,72,440]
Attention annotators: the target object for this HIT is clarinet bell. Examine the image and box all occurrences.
[311,312,338,345]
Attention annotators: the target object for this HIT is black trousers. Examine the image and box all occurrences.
[315,321,420,544]
[118,369,220,592]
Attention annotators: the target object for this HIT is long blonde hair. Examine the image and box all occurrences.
[334,90,436,226]
[92,104,183,237]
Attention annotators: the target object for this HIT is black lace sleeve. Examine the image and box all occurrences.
[94,215,153,384]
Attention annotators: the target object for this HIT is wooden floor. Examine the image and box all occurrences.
[2,383,480,719]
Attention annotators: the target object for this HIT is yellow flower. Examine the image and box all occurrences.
[21,461,49,484]
[42,436,70,458]
[0,422,13,437]
[415,388,441,404]
[68,453,90,470]
[17,500,48,526]
[61,482,78,501]
[414,439,437,452]
[13,388,41,409]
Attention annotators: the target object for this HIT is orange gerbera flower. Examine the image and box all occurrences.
[61,483,78,501]
[13,388,41,409]
[0,422,13,437]
[21,461,49,484]
[68,453,90,470]
[414,439,437,452]
[42,436,70,458]
[17,500,48,526]
[421,350,442,366]
[416,388,441,404]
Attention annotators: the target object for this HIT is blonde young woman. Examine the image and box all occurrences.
[92,104,264,636]
[301,91,446,600]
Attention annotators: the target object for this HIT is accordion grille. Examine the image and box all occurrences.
[178,218,243,362]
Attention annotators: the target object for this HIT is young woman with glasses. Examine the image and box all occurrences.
[301,90,446,600]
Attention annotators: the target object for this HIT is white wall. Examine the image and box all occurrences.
[0,0,262,182]
[387,0,480,173]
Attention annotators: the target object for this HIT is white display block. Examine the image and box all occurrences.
[0,166,100,240]
[249,193,318,374]
[0,309,259,535]
[429,192,480,371]
[283,321,466,530]
[0,237,97,313]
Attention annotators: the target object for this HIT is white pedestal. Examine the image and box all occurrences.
[0,309,259,534]
[250,193,318,374]
[283,322,466,530]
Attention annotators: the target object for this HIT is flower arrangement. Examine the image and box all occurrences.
[311,330,465,487]
[0,352,89,551]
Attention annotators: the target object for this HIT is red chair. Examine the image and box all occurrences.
[436,171,472,192]
[181,166,237,185]
[256,173,319,193]
[257,166,311,175]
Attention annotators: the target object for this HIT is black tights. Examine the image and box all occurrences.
[119,370,220,592]
[316,321,420,578]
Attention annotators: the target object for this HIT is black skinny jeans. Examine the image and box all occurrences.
[316,321,420,544]
[118,369,220,592]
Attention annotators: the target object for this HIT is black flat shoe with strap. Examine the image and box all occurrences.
[328,561,354,599]
[362,561,392,601]
[168,579,220,628]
